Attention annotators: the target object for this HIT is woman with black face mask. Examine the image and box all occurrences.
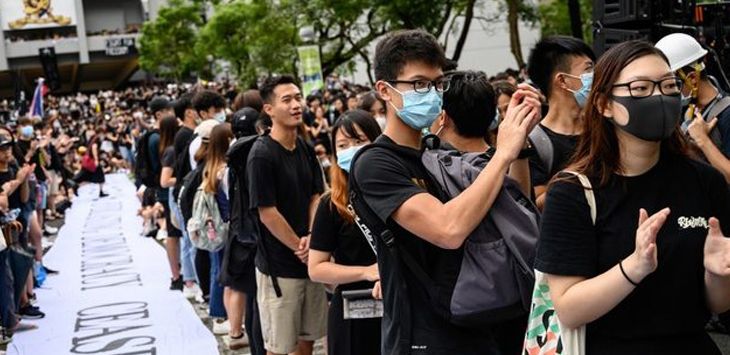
[531,40,730,354]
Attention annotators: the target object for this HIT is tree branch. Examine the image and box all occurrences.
[451,0,476,62]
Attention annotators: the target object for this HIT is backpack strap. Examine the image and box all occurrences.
[529,125,554,176]
[704,95,730,148]
[349,141,421,354]
[562,171,596,225]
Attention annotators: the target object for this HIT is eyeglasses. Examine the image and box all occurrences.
[611,78,683,98]
[387,79,451,93]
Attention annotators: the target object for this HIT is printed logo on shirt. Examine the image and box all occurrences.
[677,216,709,230]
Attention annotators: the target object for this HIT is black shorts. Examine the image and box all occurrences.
[162,199,182,238]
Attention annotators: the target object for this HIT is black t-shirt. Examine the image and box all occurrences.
[529,124,579,187]
[247,135,324,279]
[353,135,497,355]
[310,194,376,291]
[17,139,47,182]
[536,152,729,354]
[0,165,21,210]
[173,127,194,191]
[161,146,175,169]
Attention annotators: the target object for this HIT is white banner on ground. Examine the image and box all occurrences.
[8,174,218,355]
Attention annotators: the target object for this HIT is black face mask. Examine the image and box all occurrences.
[610,94,682,142]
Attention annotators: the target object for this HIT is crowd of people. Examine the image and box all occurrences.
[2,27,730,355]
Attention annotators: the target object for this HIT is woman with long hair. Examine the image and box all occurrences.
[157,114,183,289]
[534,40,730,354]
[201,124,236,343]
[308,109,383,355]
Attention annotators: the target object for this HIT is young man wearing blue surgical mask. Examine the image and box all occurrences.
[526,35,595,209]
[350,30,542,355]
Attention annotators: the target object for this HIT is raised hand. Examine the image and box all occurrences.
[704,217,730,277]
[688,111,718,147]
[494,90,539,162]
[625,208,670,281]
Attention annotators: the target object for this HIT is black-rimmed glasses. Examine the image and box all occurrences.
[387,79,451,93]
[611,78,683,98]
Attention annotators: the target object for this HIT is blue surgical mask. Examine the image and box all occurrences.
[20,126,33,139]
[337,145,364,173]
[566,72,593,108]
[214,111,226,123]
[386,83,443,130]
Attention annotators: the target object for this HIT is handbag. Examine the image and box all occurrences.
[523,171,594,355]
[81,152,97,172]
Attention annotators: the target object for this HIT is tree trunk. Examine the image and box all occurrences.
[568,0,583,40]
[507,0,524,68]
[451,0,477,62]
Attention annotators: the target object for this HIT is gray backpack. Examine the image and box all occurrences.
[529,124,554,175]
[187,186,229,252]
[348,138,539,328]
[420,141,539,326]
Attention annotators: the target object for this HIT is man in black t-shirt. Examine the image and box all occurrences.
[351,30,541,355]
[526,36,595,209]
[247,75,326,355]
[170,93,200,298]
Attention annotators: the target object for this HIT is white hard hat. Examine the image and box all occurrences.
[655,33,708,72]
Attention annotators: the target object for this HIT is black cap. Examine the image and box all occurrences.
[0,135,12,148]
[148,96,172,115]
[232,107,259,137]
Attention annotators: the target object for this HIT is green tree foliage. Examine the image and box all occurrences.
[138,0,205,80]
[139,0,485,84]
[197,0,297,87]
[538,0,593,43]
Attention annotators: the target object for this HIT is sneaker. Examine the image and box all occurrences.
[194,292,206,304]
[44,225,58,235]
[145,227,158,238]
[183,283,202,299]
[155,229,167,241]
[212,319,230,335]
[18,305,45,319]
[42,265,59,275]
[169,277,183,291]
[0,327,11,345]
[224,333,249,350]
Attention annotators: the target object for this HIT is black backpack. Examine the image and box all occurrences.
[134,130,160,188]
[226,132,282,297]
[178,161,205,226]
[349,138,538,328]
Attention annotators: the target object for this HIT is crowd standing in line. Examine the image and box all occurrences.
[2,28,730,355]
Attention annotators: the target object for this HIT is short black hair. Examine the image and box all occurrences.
[173,93,194,120]
[192,90,225,115]
[442,71,496,139]
[306,94,322,106]
[374,30,447,81]
[527,35,595,99]
[259,75,299,104]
